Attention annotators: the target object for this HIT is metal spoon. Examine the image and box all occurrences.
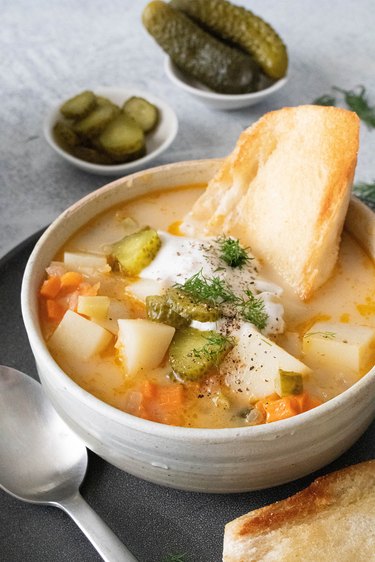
[0,365,138,562]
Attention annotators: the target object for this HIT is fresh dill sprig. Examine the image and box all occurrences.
[217,236,252,268]
[304,331,336,340]
[174,270,237,304]
[193,333,235,362]
[333,86,375,129]
[313,94,336,107]
[175,271,269,331]
[162,554,186,562]
[353,180,375,204]
[312,85,375,128]
[239,291,268,330]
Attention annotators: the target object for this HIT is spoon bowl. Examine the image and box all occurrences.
[0,366,137,562]
[0,365,87,503]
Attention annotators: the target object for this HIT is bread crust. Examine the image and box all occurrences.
[185,106,360,300]
[223,460,375,561]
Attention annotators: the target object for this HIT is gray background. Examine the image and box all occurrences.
[1,0,375,259]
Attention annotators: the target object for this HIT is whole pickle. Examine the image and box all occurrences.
[142,1,259,94]
[170,0,288,79]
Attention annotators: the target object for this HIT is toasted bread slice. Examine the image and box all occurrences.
[223,460,375,562]
[184,106,359,300]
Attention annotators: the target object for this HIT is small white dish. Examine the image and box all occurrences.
[44,87,178,176]
[164,57,288,110]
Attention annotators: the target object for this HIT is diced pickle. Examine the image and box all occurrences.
[123,97,159,133]
[74,104,119,139]
[275,369,303,397]
[53,121,79,149]
[60,90,96,119]
[166,288,220,322]
[142,1,259,94]
[112,227,161,276]
[169,327,234,381]
[146,295,190,329]
[99,114,146,162]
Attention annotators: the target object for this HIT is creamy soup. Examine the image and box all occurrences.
[39,185,375,428]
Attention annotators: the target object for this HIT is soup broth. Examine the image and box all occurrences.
[39,185,375,428]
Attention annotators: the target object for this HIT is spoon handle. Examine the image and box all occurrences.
[58,492,138,562]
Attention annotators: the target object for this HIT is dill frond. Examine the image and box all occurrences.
[217,236,252,268]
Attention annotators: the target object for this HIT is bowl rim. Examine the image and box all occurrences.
[43,86,179,174]
[21,158,375,442]
[164,57,288,101]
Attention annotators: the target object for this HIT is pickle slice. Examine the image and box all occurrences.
[53,121,79,149]
[60,90,96,119]
[142,1,259,94]
[95,95,119,110]
[123,97,159,133]
[166,288,220,322]
[275,369,303,397]
[169,328,234,381]
[146,295,191,329]
[171,0,288,79]
[112,227,161,276]
[70,146,113,165]
[74,104,119,139]
[99,114,146,162]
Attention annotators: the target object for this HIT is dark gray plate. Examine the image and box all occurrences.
[0,231,374,562]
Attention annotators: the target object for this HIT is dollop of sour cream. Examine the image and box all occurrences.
[140,232,285,335]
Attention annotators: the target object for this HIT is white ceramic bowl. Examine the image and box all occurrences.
[164,57,288,110]
[43,87,178,175]
[21,160,375,493]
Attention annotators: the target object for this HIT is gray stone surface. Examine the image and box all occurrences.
[1,0,375,258]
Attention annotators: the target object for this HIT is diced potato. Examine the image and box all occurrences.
[64,251,107,271]
[117,319,175,376]
[302,321,375,377]
[125,278,166,303]
[77,296,110,319]
[223,323,311,401]
[91,298,133,334]
[48,310,112,360]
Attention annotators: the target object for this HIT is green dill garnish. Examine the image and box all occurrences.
[162,554,186,562]
[192,332,235,362]
[304,331,336,340]
[353,180,375,205]
[174,272,269,331]
[217,236,252,268]
[313,94,336,107]
[333,86,375,129]
[239,291,269,331]
[312,85,375,128]
[174,270,236,304]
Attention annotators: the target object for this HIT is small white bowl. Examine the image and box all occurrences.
[43,87,178,176]
[21,159,375,493]
[164,57,288,110]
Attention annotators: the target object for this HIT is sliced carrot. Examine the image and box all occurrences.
[294,392,323,412]
[141,380,158,401]
[46,299,66,323]
[58,271,83,295]
[40,276,61,299]
[263,396,299,423]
